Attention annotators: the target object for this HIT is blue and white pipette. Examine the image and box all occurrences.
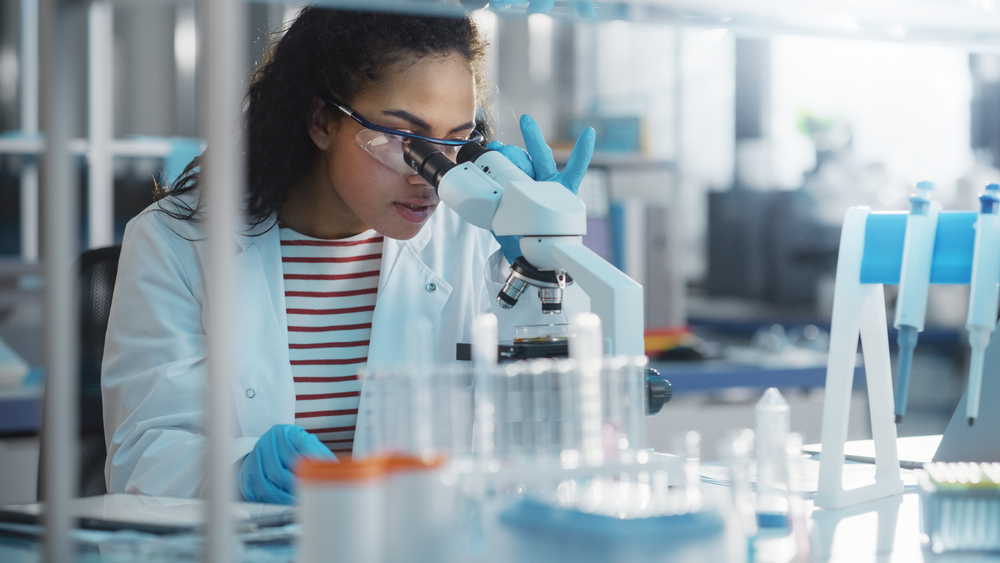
[965,184,1000,426]
[894,181,941,423]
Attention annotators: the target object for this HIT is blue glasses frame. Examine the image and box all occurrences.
[325,99,484,147]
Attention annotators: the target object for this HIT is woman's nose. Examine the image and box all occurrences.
[407,174,434,190]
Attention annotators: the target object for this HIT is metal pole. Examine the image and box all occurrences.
[668,26,686,326]
[87,1,114,249]
[20,0,40,262]
[200,0,243,559]
[39,0,80,561]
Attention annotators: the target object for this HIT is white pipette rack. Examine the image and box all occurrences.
[818,197,1000,508]
[816,207,904,510]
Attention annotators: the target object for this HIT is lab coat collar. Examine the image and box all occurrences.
[232,203,438,311]
[404,214,434,254]
[232,204,436,255]
[375,211,435,295]
[234,214,280,254]
[157,191,278,256]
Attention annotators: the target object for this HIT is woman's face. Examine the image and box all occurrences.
[313,53,477,240]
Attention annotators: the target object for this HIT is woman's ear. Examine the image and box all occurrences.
[307,97,333,150]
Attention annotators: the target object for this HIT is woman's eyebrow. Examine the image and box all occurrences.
[381,109,475,134]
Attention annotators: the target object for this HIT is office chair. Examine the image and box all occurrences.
[38,245,121,499]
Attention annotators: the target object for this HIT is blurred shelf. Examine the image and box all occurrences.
[297,0,1000,51]
[609,0,1000,50]
[552,150,676,169]
[0,136,44,156]
[0,135,191,159]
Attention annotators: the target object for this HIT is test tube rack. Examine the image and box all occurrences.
[817,206,990,509]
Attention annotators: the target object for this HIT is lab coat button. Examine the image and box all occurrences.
[245,388,256,399]
[426,283,436,292]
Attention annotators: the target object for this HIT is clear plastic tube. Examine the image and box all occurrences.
[755,388,790,527]
[472,315,498,461]
[406,318,433,454]
[673,430,702,512]
[785,433,810,562]
[571,313,604,467]
[624,356,647,454]
[361,329,647,470]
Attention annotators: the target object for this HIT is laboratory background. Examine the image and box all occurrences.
[0,0,1000,562]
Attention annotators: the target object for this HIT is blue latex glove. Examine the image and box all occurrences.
[238,424,336,505]
[487,114,596,263]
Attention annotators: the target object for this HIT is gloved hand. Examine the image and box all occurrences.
[238,424,336,505]
[487,114,596,263]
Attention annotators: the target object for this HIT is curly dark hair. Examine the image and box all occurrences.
[158,7,488,226]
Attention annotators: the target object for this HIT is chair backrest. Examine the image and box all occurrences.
[38,246,121,500]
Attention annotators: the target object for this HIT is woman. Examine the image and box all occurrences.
[102,7,594,504]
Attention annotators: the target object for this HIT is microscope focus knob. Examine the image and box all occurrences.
[645,367,671,415]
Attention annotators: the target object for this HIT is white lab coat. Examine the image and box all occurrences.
[102,193,588,498]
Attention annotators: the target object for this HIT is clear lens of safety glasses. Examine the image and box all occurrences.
[356,129,463,176]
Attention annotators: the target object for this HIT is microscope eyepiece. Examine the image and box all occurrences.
[402,140,456,189]
[456,141,491,165]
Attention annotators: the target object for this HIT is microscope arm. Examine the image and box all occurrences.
[550,241,645,356]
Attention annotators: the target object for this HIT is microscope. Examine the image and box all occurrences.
[403,140,670,415]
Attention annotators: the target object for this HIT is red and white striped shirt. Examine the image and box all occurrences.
[280,224,383,456]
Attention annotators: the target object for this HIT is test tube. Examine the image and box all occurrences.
[493,363,514,459]
[625,356,647,454]
[719,429,757,543]
[528,360,558,457]
[785,433,810,562]
[755,388,790,528]
[673,430,702,512]
[472,314,497,461]
[402,318,434,454]
[571,313,604,467]
[558,359,579,465]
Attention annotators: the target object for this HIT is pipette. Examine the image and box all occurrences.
[965,184,1000,426]
[894,181,941,423]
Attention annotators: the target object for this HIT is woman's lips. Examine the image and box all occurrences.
[393,200,438,223]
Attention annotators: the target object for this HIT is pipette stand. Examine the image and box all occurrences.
[816,207,904,510]
[935,323,1000,462]
[818,206,984,508]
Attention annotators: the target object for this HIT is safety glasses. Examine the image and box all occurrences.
[325,99,484,175]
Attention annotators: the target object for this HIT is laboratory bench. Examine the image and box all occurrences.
[0,383,42,507]
[0,437,997,563]
[0,383,42,437]
[0,360,862,436]
[652,360,864,395]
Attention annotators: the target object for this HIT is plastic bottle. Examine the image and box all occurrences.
[384,454,454,563]
[755,387,790,528]
[296,457,387,563]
